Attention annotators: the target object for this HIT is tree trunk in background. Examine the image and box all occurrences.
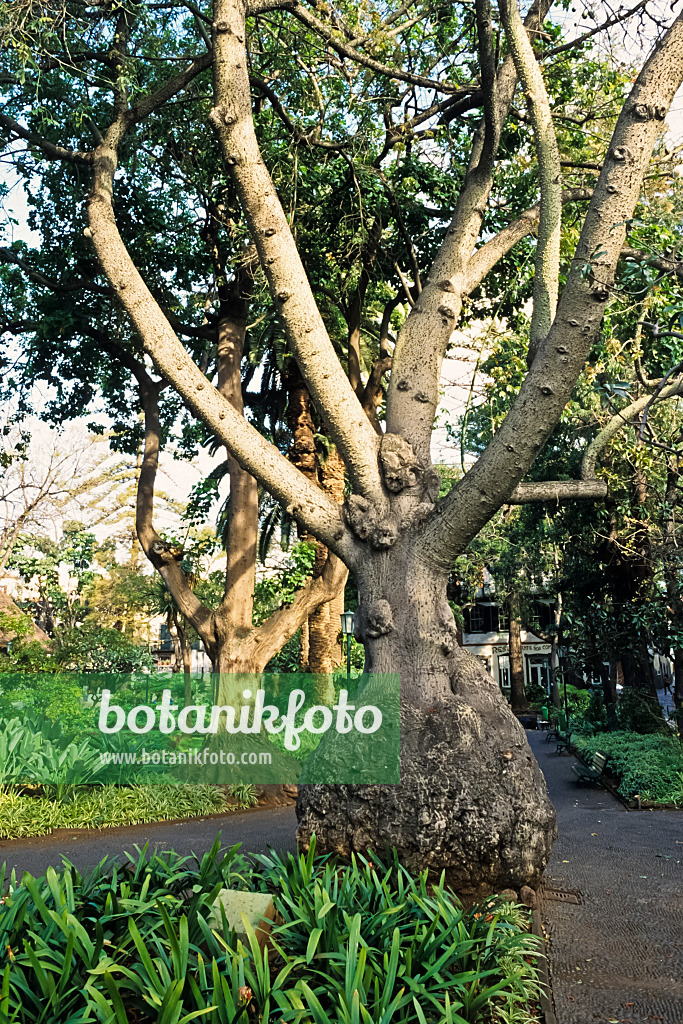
[300,619,310,672]
[604,661,618,728]
[621,647,657,699]
[285,364,347,675]
[212,275,260,678]
[508,592,528,713]
[549,585,562,709]
[309,447,347,672]
[674,650,683,709]
[618,466,658,700]
[664,464,683,711]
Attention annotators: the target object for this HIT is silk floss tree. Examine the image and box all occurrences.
[15,0,683,892]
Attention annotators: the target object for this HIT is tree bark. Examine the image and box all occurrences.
[549,587,562,709]
[298,550,556,896]
[508,591,529,713]
[604,661,619,729]
[285,363,348,674]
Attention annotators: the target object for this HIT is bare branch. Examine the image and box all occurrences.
[422,9,683,569]
[507,479,607,503]
[543,0,649,60]
[582,378,683,479]
[385,0,552,461]
[245,553,348,668]
[464,188,593,294]
[0,113,93,164]
[288,1,469,94]
[500,0,561,361]
[210,0,384,506]
[621,246,683,279]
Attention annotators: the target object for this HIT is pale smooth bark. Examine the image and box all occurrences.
[423,15,683,569]
[209,0,384,504]
[500,0,562,360]
[581,379,683,479]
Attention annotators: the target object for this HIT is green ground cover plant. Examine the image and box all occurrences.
[0,707,257,837]
[0,838,543,1024]
[573,732,683,803]
[0,784,246,840]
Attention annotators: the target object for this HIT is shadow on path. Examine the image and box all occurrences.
[528,730,683,1024]
[0,804,299,877]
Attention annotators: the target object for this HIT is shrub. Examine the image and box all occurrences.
[0,839,544,1024]
[615,689,666,734]
[573,731,683,802]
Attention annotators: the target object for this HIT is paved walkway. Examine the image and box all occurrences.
[527,730,683,1024]
[0,804,298,877]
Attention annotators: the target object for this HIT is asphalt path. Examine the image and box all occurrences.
[0,804,298,878]
[528,729,683,1024]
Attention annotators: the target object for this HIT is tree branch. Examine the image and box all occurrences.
[209,0,384,506]
[581,378,683,479]
[86,153,354,558]
[500,0,561,362]
[385,0,552,461]
[421,9,683,570]
[621,246,683,279]
[246,552,348,669]
[464,188,593,294]
[0,113,93,164]
[137,381,217,649]
[288,2,470,94]
[507,479,607,503]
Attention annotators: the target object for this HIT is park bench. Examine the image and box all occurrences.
[571,749,608,785]
[547,711,572,753]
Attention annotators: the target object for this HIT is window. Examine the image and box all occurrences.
[468,606,485,632]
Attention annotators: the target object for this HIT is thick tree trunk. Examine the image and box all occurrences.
[297,552,556,896]
[508,592,529,713]
[621,644,657,699]
[286,364,347,674]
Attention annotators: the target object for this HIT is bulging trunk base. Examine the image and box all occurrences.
[296,648,556,897]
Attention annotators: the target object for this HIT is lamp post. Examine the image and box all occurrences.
[340,611,354,681]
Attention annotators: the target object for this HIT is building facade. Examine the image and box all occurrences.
[461,600,552,694]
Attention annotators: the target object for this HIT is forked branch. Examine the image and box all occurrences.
[210,0,384,505]
[422,9,683,570]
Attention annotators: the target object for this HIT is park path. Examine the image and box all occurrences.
[527,729,683,1024]
[0,803,298,878]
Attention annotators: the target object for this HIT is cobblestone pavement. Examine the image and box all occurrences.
[527,730,683,1024]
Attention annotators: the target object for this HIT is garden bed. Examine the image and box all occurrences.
[572,732,683,807]
[0,837,545,1023]
[0,783,257,839]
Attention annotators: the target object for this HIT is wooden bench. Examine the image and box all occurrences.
[571,749,608,784]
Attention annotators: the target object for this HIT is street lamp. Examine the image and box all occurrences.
[340,611,354,680]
